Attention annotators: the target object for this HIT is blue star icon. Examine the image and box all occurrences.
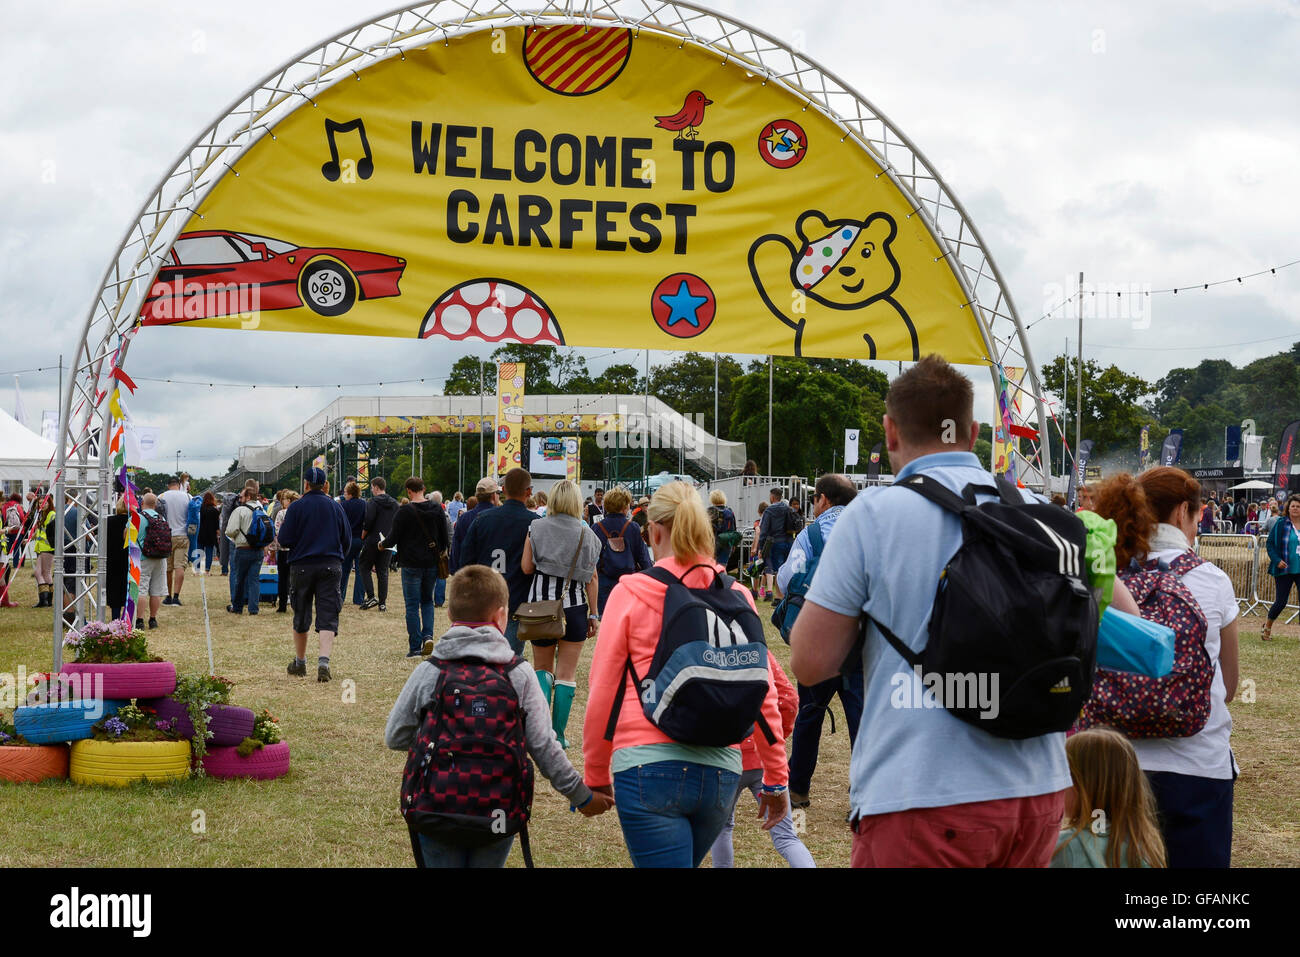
[659,280,709,327]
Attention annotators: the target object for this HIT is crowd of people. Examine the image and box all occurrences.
[0,353,1267,870]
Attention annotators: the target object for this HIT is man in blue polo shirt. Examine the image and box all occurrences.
[459,467,538,655]
[276,468,351,683]
[790,354,1069,868]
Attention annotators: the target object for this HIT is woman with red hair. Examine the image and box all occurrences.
[1091,467,1240,868]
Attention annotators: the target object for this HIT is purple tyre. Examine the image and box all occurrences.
[139,698,255,747]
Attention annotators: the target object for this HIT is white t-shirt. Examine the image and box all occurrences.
[1130,545,1238,779]
[160,489,191,537]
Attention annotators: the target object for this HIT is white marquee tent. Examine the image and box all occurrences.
[0,405,57,487]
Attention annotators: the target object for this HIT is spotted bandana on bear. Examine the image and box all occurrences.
[797,225,862,290]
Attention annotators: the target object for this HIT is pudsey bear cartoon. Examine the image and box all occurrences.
[748,209,918,359]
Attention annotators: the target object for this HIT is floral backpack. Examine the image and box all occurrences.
[1074,552,1214,738]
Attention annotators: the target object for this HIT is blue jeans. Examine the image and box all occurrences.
[229,548,263,613]
[435,574,446,607]
[503,618,523,657]
[339,539,364,605]
[199,544,215,572]
[613,761,740,867]
[416,833,514,868]
[789,670,864,795]
[401,566,438,655]
[768,539,792,576]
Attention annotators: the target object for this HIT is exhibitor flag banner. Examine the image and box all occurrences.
[866,442,883,480]
[494,362,525,477]
[844,429,859,467]
[1139,424,1150,470]
[1274,420,1300,499]
[1160,430,1183,467]
[138,26,987,363]
[1225,424,1242,464]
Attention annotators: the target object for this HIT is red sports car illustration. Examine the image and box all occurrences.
[141,230,405,324]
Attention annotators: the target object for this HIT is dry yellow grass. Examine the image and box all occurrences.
[0,566,1294,867]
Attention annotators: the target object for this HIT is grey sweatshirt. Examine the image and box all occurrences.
[384,625,592,808]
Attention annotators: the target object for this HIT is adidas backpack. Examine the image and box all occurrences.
[864,474,1099,740]
[771,520,824,643]
[400,656,535,866]
[141,514,172,558]
[1074,553,1212,738]
[605,565,775,747]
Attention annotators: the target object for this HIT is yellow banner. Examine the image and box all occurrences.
[142,26,986,363]
[565,437,580,482]
[494,363,525,477]
[343,413,622,435]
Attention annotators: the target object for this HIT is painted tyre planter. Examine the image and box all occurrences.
[69,739,191,786]
[13,700,126,745]
[61,661,177,700]
[140,698,255,747]
[200,741,291,781]
[0,744,70,783]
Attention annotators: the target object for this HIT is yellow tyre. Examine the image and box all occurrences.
[69,739,191,787]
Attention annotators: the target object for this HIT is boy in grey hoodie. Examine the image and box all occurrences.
[385,565,612,867]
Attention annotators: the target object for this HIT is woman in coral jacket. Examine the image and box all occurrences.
[582,481,790,868]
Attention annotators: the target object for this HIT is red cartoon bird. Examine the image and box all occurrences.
[654,90,713,139]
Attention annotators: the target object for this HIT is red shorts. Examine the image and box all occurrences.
[851,789,1066,868]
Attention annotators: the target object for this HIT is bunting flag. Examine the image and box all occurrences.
[992,364,1017,480]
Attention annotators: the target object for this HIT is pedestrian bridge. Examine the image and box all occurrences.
[215,394,747,492]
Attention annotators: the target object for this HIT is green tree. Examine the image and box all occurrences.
[1041,355,1155,463]
[729,358,885,477]
[443,355,486,396]
[647,353,744,436]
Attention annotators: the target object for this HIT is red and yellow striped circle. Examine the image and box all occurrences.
[523,26,632,96]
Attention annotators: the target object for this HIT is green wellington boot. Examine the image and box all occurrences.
[535,669,555,713]
[552,681,576,750]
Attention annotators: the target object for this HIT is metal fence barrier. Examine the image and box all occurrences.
[1194,533,1299,623]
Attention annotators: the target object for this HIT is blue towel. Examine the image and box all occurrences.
[1097,607,1175,678]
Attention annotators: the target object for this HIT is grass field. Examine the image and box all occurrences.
[0,567,1296,867]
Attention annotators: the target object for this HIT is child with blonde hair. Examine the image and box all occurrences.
[1053,727,1166,868]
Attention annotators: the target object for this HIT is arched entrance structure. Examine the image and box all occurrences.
[54,1,1048,660]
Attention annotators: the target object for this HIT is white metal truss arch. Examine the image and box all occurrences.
[54,0,1047,661]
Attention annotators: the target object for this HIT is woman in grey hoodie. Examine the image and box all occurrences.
[385,565,609,867]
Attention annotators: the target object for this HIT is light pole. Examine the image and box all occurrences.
[175,450,181,475]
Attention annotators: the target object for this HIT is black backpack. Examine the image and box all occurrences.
[858,474,1098,740]
[605,565,776,747]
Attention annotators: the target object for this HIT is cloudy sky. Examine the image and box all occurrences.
[2,0,1297,478]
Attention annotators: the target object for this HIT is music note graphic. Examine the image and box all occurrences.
[321,117,374,181]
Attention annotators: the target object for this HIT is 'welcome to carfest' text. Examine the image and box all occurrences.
[411,123,736,254]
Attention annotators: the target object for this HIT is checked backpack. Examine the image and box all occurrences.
[1074,553,1213,738]
[141,514,173,559]
[606,565,775,747]
[400,656,535,867]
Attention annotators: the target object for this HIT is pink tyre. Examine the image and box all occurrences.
[139,698,255,747]
[200,741,290,781]
[61,661,177,700]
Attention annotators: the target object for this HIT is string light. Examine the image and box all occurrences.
[1026,256,1300,330]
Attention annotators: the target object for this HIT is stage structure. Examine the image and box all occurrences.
[55,1,1048,663]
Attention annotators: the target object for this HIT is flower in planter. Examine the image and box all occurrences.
[102,716,130,738]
